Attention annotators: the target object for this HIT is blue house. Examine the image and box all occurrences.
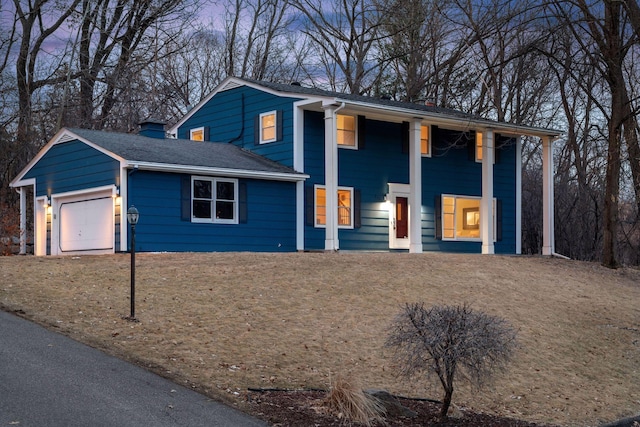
[10,77,560,256]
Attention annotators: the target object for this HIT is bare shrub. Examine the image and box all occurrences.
[322,374,386,426]
[386,303,517,420]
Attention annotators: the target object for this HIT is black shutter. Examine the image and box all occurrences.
[354,189,361,228]
[254,115,260,145]
[468,133,477,161]
[496,199,503,241]
[305,186,314,226]
[357,115,366,149]
[401,121,409,154]
[434,195,442,240]
[204,126,210,142]
[494,134,504,164]
[276,110,283,141]
[239,181,248,223]
[181,175,191,221]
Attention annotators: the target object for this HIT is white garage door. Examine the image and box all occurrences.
[59,197,114,253]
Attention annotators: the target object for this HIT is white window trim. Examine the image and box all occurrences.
[190,126,205,141]
[259,110,278,144]
[421,124,431,158]
[441,194,496,242]
[314,184,355,229]
[191,176,239,224]
[337,114,358,150]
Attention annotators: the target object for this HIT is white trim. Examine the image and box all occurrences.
[542,136,555,255]
[50,186,117,256]
[388,183,411,250]
[259,111,278,144]
[336,113,358,149]
[19,187,27,254]
[124,161,307,182]
[314,184,354,230]
[293,101,312,251]
[441,194,497,242]
[409,119,423,253]
[190,176,239,225]
[167,77,561,140]
[296,181,304,251]
[10,128,125,188]
[190,126,205,141]
[515,136,522,254]
[35,196,47,256]
[168,77,311,134]
[481,129,495,254]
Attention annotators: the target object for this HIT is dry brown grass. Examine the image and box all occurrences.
[0,252,639,426]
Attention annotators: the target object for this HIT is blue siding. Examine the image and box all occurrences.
[24,140,120,196]
[303,115,518,254]
[128,171,297,252]
[177,86,301,168]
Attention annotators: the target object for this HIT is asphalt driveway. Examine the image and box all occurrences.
[0,309,266,426]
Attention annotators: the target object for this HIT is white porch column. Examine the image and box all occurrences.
[481,129,495,254]
[19,187,27,254]
[515,136,522,255]
[409,118,423,253]
[542,135,555,256]
[322,101,340,251]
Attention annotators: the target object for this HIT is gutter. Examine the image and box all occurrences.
[125,162,309,182]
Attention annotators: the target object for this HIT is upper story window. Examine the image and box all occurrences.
[337,114,356,148]
[314,185,354,228]
[421,125,431,157]
[476,131,483,162]
[190,127,205,141]
[260,111,277,144]
[192,176,238,224]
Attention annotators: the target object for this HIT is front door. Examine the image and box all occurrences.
[388,183,410,249]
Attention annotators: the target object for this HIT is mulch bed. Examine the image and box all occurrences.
[245,389,554,426]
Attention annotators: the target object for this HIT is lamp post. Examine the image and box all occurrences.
[126,205,139,321]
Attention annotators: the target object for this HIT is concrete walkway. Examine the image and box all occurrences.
[0,310,267,427]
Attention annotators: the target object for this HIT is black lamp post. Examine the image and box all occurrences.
[126,205,139,321]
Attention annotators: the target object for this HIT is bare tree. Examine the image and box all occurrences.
[544,0,640,268]
[292,0,387,94]
[386,303,517,420]
[222,0,298,81]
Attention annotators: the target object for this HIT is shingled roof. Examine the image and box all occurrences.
[67,128,305,178]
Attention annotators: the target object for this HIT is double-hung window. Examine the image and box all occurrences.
[192,177,238,224]
[314,185,354,228]
[259,111,277,144]
[337,114,356,148]
[421,125,431,157]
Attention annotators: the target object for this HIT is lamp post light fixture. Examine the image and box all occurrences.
[126,205,139,321]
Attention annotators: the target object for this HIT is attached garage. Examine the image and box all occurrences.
[50,187,117,256]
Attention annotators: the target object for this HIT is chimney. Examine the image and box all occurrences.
[139,118,166,139]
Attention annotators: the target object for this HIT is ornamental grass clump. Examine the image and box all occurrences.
[322,374,386,426]
[386,303,518,420]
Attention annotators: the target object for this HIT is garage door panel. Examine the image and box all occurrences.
[59,197,113,252]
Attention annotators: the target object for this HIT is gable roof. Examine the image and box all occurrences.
[10,128,307,187]
[169,77,562,139]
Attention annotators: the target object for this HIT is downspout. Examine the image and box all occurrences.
[226,93,245,145]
